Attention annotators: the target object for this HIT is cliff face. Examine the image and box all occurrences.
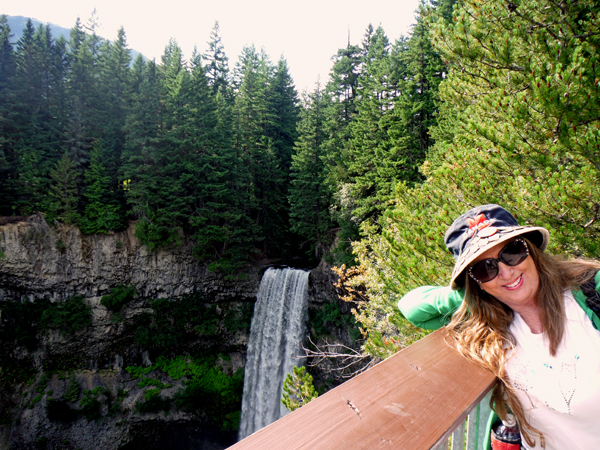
[0,216,262,450]
[0,214,259,302]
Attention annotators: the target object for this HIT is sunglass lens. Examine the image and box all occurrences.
[471,259,498,283]
[500,240,528,266]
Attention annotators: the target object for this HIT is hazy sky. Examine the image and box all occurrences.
[3,0,421,93]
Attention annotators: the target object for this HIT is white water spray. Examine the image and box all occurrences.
[238,267,309,441]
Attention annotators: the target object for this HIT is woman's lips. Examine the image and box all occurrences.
[504,274,523,290]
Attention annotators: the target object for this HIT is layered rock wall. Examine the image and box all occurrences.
[0,214,260,302]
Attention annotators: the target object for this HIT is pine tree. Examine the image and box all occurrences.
[47,151,80,224]
[204,21,230,97]
[122,57,162,228]
[281,366,318,412]
[80,146,123,234]
[11,21,64,214]
[65,17,100,171]
[0,15,18,214]
[289,85,332,258]
[97,26,131,197]
[345,25,399,222]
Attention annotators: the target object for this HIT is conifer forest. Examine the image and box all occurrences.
[1,0,600,358]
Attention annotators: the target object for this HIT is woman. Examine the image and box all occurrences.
[399,204,600,449]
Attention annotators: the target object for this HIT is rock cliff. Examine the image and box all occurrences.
[0,215,349,450]
[0,215,262,450]
[0,214,260,302]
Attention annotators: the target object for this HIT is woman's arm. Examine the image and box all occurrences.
[398,286,465,330]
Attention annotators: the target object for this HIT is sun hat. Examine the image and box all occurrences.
[446,204,549,290]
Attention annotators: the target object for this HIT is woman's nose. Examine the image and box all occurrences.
[496,262,514,280]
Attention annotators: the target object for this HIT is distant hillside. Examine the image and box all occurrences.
[4,15,144,62]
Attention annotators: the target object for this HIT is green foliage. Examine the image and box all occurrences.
[0,296,90,350]
[223,302,254,333]
[47,152,80,225]
[174,357,244,431]
[79,387,107,421]
[289,85,334,259]
[126,355,243,429]
[109,388,128,416]
[63,376,81,402]
[309,301,357,337]
[135,388,170,414]
[55,240,67,254]
[40,296,92,336]
[125,365,155,380]
[131,294,220,350]
[79,145,124,234]
[135,377,170,389]
[27,373,50,408]
[281,366,318,412]
[101,284,137,312]
[154,355,190,380]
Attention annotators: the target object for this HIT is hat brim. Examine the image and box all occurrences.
[450,226,549,290]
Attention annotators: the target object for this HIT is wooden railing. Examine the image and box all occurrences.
[229,328,496,450]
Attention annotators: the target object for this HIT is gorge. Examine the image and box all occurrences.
[0,215,342,450]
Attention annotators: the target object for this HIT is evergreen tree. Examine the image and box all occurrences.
[321,41,363,261]
[0,15,17,214]
[122,58,166,244]
[345,25,399,221]
[98,26,131,194]
[47,151,80,224]
[80,145,123,234]
[65,17,100,171]
[11,21,64,214]
[187,49,257,270]
[289,85,332,258]
[204,21,230,97]
[385,6,445,187]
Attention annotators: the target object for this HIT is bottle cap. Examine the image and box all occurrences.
[504,413,516,427]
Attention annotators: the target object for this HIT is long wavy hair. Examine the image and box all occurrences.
[446,237,600,448]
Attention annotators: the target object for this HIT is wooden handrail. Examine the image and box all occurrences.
[229,328,496,450]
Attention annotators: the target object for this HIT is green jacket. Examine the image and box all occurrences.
[397,271,600,449]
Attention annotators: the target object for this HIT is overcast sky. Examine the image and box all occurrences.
[3,0,421,93]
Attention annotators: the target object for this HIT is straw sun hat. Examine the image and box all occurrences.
[446,204,550,290]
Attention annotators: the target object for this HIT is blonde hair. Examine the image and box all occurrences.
[446,238,600,448]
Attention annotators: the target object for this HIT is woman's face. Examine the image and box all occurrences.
[471,238,540,313]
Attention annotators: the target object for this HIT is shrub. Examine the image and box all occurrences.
[135,388,170,414]
[79,387,106,421]
[63,376,80,402]
[101,285,137,312]
[40,296,91,335]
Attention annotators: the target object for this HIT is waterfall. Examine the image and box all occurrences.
[238,267,310,441]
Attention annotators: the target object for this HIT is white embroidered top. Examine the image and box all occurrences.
[505,291,600,449]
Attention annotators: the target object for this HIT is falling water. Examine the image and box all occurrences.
[238,267,310,441]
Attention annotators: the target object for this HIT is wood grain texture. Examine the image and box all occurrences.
[229,328,497,450]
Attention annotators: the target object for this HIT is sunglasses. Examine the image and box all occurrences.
[468,238,530,284]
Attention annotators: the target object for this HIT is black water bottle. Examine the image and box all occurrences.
[491,413,522,450]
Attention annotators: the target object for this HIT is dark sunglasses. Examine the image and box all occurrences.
[468,238,530,284]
